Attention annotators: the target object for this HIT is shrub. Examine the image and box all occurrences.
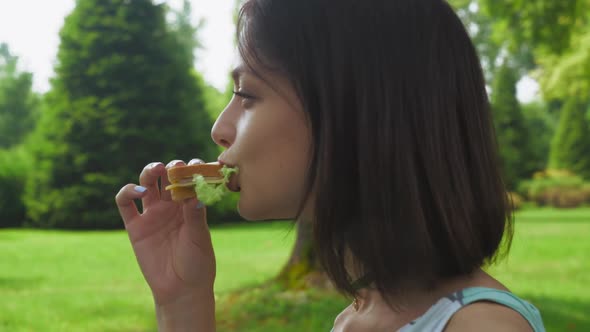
[548,99,590,179]
[0,146,32,227]
[507,192,524,211]
[519,169,590,208]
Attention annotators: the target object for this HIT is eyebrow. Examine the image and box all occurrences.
[231,65,248,82]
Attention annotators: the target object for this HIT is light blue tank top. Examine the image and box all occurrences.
[332,287,546,331]
[397,287,545,331]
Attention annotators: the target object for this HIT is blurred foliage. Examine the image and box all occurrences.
[482,0,588,56]
[518,169,590,208]
[448,0,535,83]
[0,43,40,148]
[481,0,590,101]
[521,101,556,175]
[452,0,590,189]
[22,0,215,229]
[507,191,524,211]
[549,99,590,179]
[167,0,204,65]
[0,145,32,227]
[539,29,590,101]
[490,63,532,190]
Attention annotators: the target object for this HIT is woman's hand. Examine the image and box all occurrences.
[115,159,216,330]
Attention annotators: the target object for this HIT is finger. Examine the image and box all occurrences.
[115,184,147,226]
[188,158,205,166]
[139,162,166,207]
[161,160,186,201]
[182,198,213,247]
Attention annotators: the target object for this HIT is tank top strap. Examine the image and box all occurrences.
[456,287,546,332]
[397,287,545,332]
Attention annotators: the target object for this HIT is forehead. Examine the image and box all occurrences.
[230,59,285,91]
[230,52,278,83]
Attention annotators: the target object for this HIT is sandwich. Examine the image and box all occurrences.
[165,162,239,204]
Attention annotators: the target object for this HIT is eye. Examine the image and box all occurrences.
[233,90,256,107]
[233,91,254,99]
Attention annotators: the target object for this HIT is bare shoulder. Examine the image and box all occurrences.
[444,301,533,332]
[332,304,354,332]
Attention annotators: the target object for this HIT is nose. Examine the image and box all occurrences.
[211,104,237,149]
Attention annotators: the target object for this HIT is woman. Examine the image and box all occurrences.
[115,0,546,331]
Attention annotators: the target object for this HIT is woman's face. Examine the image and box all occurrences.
[211,60,312,221]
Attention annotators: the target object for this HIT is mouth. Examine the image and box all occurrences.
[218,158,241,192]
[227,177,241,192]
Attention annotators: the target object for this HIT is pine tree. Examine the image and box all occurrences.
[0,43,39,148]
[168,0,204,65]
[549,98,590,179]
[490,63,532,190]
[24,0,215,229]
[521,101,556,174]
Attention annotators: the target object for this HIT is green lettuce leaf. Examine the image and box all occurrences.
[193,165,239,205]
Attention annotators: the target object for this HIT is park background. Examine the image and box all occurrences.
[1,0,589,331]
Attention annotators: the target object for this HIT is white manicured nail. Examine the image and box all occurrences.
[134,186,147,193]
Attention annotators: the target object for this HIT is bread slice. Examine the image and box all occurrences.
[166,162,223,201]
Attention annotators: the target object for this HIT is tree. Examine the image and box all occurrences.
[490,63,532,189]
[482,0,587,56]
[549,99,590,179]
[0,43,39,148]
[167,0,229,122]
[481,0,590,101]
[168,0,204,65]
[448,0,535,85]
[276,219,327,289]
[449,0,501,83]
[521,101,556,174]
[539,28,590,102]
[481,0,590,179]
[24,0,215,229]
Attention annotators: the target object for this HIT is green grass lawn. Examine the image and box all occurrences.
[1,208,589,331]
[488,207,590,332]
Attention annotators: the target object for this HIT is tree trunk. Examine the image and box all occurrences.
[275,219,332,289]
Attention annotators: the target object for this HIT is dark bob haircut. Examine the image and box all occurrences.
[237,0,513,302]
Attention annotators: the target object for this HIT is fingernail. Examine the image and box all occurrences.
[196,201,205,209]
[148,162,161,169]
[134,186,147,193]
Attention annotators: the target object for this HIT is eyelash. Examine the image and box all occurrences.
[233,91,255,100]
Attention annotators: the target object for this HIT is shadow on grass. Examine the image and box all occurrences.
[0,276,45,290]
[524,295,589,331]
[216,282,348,332]
[215,284,589,332]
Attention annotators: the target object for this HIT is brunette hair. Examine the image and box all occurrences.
[237,0,513,302]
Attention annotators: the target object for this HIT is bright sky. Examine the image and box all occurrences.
[0,0,235,92]
[0,0,539,101]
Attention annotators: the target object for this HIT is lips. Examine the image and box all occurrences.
[218,158,240,192]
[227,176,241,192]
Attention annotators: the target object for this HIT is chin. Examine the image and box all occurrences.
[237,197,296,221]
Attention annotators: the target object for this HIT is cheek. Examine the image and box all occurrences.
[240,143,310,219]
[232,101,311,220]
[239,158,308,220]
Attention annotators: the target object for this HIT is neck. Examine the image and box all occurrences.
[353,269,493,316]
